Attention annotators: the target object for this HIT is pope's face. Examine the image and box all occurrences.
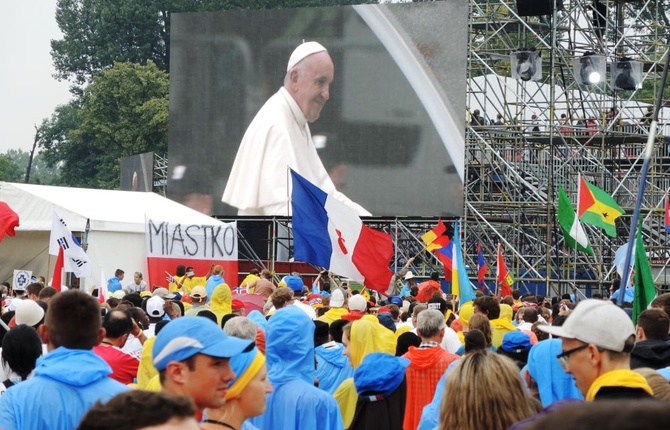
[292,52,334,123]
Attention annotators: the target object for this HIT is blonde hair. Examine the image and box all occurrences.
[439,350,535,430]
[635,367,670,401]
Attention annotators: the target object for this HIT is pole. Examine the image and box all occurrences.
[618,41,670,306]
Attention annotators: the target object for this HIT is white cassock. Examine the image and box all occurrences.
[222,87,371,216]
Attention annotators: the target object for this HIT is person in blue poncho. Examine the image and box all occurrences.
[316,319,355,394]
[0,290,129,430]
[250,305,344,430]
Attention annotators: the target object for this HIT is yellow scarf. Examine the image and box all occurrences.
[585,369,654,401]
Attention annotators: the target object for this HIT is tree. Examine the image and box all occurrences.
[0,155,22,182]
[1,149,61,185]
[39,61,169,189]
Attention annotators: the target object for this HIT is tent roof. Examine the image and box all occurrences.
[0,182,223,233]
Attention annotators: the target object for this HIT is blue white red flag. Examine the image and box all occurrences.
[435,238,453,281]
[290,170,394,293]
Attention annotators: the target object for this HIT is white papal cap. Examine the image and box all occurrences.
[286,41,327,72]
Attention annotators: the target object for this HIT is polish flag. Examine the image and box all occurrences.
[290,170,393,294]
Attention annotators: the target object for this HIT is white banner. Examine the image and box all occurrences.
[13,270,32,290]
[145,219,237,260]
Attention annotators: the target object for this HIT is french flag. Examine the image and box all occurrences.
[291,170,394,294]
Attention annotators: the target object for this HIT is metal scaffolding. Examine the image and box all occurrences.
[464,0,670,296]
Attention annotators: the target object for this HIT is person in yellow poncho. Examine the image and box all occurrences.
[453,300,475,344]
[168,265,211,294]
[210,283,233,325]
[474,296,516,348]
[240,269,260,293]
[317,288,349,324]
[333,315,397,428]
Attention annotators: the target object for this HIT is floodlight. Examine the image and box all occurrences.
[612,58,642,90]
[510,49,542,82]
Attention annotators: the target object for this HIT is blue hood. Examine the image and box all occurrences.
[247,310,268,331]
[527,339,583,406]
[266,306,314,385]
[354,352,409,397]
[35,347,113,387]
[316,342,350,369]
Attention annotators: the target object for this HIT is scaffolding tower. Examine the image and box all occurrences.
[464,0,670,296]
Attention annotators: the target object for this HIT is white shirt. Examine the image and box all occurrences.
[292,300,317,320]
[441,326,462,354]
[125,280,147,294]
[222,87,370,216]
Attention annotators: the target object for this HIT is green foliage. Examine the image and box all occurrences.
[38,61,169,189]
[0,155,22,182]
[0,149,61,185]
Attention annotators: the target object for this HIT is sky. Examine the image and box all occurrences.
[0,1,71,154]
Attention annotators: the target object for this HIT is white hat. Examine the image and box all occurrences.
[348,294,367,312]
[404,271,415,280]
[112,290,127,300]
[152,287,175,299]
[146,295,166,318]
[538,299,634,352]
[287,41,327,72]
[15,300,45,327]
[330,288,345,308]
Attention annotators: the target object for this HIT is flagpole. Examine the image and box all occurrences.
[573,243,578,303]
[618,42,670,306]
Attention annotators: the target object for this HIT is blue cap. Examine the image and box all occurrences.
[389,296,403,306]
[501,331,532,353]
[153,317,254,371]
[285,276,304,293]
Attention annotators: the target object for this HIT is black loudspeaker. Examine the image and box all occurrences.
[516,0,563,16]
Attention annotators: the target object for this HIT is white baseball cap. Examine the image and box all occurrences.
[330,288,345,308]
[15,299,45,327]
[287,41,327,72]
[146,295,166,318]
[348,294,368,313]
[538,299,635,352]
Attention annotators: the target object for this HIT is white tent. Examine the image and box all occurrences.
[0,182,224,289]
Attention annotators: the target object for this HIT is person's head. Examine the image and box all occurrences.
[2,324,42,380]
[260,269,272,280]
[185,266,195,278]
[636,308,670,341]
[189,286,207,305]
[213,265,223,276]
[348,295,367,313]
[175,265,186,277]
[467,313,493,347]
[133,272,143,285]
[153,317,254,411]
[430,271,440,282]
[38,286,58,302]
[439,351,535,430]
[474,295,501,319]
[329,288,346,309]
[523,307,539,323]
[128,307,150,331]
[270,287,294,310]
[411,303,428,327]
[463,329,487,354]
[650,293,670,319]
[329,318,348,343]
[102,310,133,346]
[417,309,446,341]
[223,317,257,341]
[145,295,166,322]
[232,299,246,317]
[14,299,46,329]
[76,390,199,430]
[221,346,272,419]
[25,282,44,300]
[285,275,305,297]
[115,269,125,281]
[342,317,397,368]
[284,42,333,123]
[498,331,532,369]
[39,290,103,350]
[538,299,636,397]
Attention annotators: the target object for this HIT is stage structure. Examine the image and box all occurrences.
[463,0,670,296]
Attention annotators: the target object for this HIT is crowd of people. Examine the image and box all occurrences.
[2,262,670,430]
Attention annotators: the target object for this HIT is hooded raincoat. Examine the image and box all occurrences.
[210,283,233,324]
[0,347,128,430]
[250,306,343,430]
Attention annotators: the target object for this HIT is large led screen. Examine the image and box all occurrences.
[167,2,467,217]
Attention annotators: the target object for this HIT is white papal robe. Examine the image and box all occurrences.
[222,87,370,216]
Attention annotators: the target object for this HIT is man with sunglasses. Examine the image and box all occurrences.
[538,299,653,401]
